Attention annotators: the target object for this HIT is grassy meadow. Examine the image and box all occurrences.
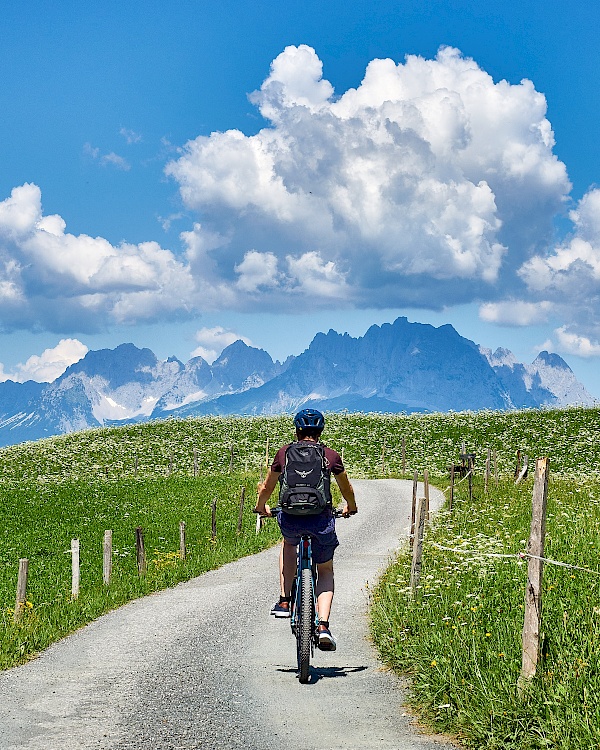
[1,406,600,748]
[0,475,283,669]
[367,416,600,748]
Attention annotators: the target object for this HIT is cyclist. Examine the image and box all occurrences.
[254,408,357,651]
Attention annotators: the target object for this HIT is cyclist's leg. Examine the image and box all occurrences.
[315,559,334,621]
[310,523,338,622]
[315,556,337,650]
[276,513,301,599]
[281,539,297,597]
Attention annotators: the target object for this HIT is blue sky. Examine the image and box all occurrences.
[2,0,600,395]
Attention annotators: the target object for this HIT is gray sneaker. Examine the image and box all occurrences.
[318,626,337,651]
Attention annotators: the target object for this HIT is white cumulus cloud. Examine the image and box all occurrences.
[479,300,553,326]
[0,183,195,331]
[0,338,88,383]
[191,326,252,363]
[235,250,280,292]
[167,44,570,310]
[3,45,593,348]
[520,189,600,292]
[517,188,600,352]
[551,326,600,358]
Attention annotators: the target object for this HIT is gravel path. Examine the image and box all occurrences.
[0,479,457,750]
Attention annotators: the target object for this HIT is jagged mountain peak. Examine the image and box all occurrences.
[151,339,282,418]
[212,340,276,376]
[533,351,571,371]
[527,350,593,406]
[60,343,162,388]
[213,339,269,366]
[480,346,519,369]
[0,320,595,447]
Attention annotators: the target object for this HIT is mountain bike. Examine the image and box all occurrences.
[266,507,344,683]
[292,531,319,683]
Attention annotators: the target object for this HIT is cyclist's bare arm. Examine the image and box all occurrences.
[334,471,358,516]
[254,468,281,516]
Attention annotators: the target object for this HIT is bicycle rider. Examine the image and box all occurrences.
[254,408,357,651]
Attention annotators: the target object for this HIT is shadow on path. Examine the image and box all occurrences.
[275,664,369,683]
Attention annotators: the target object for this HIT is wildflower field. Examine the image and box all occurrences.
[0,405,598,483]
[369,420,600,748]
[1,406,600,748]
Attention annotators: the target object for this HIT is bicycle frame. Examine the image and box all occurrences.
[290,535,319,639]
[290,534,320,682]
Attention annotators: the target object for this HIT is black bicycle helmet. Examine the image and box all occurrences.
[294,408,325,430]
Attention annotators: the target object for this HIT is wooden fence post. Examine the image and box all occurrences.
[237,487,246,534]
[211,498,218,542]
[410,498,426,595]
[468,455,473,504]
[135,527,146,576]
[71,539,80,600]
[514,449,522,480]
[401,437,406,475]
[103,530,112,585]
[519,457,549,692]
[515,455,529,485]
[264,438,270,477]
[179,521,187,560]
[410,470,418,549]
[424,469,430,520]
[14,558,29,623]
[449,464,455,512]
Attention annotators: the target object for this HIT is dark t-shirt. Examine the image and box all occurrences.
[271,441,344,476]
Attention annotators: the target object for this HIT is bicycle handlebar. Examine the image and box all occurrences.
[253,506,356,518]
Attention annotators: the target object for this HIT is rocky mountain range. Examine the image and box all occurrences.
[0,317,595,447]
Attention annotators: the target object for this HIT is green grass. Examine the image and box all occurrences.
[0,473,281,669]
[3,405,600,747]
[370,471,600,749]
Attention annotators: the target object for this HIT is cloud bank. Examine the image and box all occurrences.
[2,44,600,356]
[167,44,570,310]
[0,338,88,383]
[0,183,195,331]
[488,187,600,354]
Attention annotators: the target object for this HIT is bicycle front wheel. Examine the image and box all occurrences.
[297,567,314,683]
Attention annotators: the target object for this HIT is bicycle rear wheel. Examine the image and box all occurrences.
[297,567,313,683]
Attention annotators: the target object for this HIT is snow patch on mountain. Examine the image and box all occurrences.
[480,346,596,407]
[531,351,595,406]
[161,390,210,411]
[480,346,519,369]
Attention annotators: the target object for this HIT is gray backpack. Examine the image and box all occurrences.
[278,441,331,516]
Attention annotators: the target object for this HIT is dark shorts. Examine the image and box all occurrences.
[276,510,339,564]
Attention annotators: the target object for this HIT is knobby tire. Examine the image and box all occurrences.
[297,567,313,683]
